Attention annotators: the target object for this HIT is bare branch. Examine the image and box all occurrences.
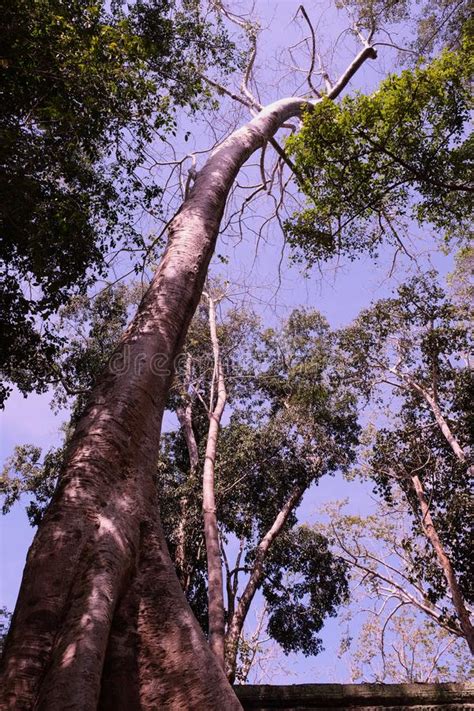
[296,6,323,98]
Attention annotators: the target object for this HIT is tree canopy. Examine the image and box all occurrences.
[0,0,237,406]
[285,22,473,263]
[1,1,472,703]
[336,274,473,648]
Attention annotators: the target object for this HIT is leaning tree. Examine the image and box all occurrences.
[337,275,473,651]
[1,0,472,708]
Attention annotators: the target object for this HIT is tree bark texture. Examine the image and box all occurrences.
[0,96,313,710]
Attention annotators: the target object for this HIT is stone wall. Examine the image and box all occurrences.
[234,683,474,710]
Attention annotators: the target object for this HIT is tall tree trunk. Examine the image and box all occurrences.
[225,483,305,682]
[0,96,306,711]
[98,502,240,710]
[401,373,473,475]
[410,474,474,654]
[202,293,227,667]
[0,44,376,708]
[175,354,200,591]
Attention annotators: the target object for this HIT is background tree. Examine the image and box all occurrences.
[337,275,473,651]
[318,497,468,645]
[326,495,473,682]
[161,305,358,680]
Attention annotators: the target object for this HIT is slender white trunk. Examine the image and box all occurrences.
[400,372,472,473]
[202,294,227,667]
[175,355,200,590]
[418,387,468,463]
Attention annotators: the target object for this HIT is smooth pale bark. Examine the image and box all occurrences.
[202,294,227,667]
[225,483,305,682]
[0,44,377,709]
[410,474,474,654]
[419,389,474,477]
[398,371,473,475]
[175,355,200,590]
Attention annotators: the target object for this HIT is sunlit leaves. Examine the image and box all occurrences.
[285,30,473,265]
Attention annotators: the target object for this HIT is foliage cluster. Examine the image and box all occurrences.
[285,29,473,263]
[0,0,237,406]
[338,275,473,609]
